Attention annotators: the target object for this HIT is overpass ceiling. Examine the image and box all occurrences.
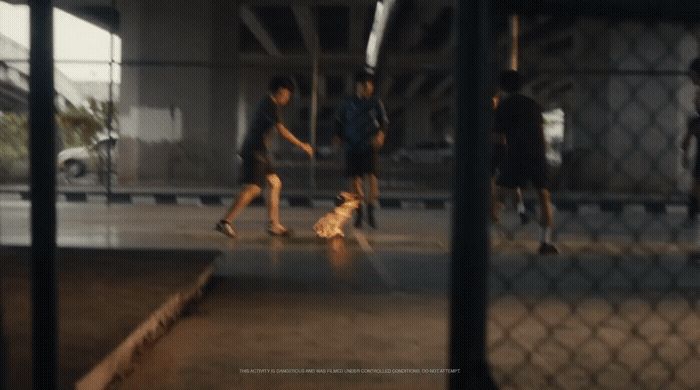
[4,0,111,6]
[4,0,118,31]
[238,1,456,101]
[241,1,454,55]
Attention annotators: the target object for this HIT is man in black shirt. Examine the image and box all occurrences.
[494,70,558,255]
[334,70,389,229]
[216,76,313,238]
[492,93,529,225]
[681,58,700,226]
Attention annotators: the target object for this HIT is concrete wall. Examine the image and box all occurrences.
[115,0,238,186]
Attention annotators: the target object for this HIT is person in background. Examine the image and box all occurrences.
[681,58,700,227]
[216,76,313,238]
[333,70,389,229]
[491,92,530,225]
[494,70,558,255]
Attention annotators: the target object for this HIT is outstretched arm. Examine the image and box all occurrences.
[276,122,313,158]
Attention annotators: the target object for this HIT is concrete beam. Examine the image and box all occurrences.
[292,5,316,53]
[240,0,455,6]
[240,4,281,56]
[349,5,369,52]
[239,53,452,70]
[5,0,110,5]
[430,74,454,100]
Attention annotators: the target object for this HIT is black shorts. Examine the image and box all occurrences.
[240,151,274,187]
[497,153,549,190]
[345,149,378,177]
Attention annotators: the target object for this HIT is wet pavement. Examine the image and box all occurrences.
[1,201,697,389]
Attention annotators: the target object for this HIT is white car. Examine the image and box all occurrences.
[57,132,118,180]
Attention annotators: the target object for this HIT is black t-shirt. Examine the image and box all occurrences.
[240,96,281,156]
[493,93,545,159]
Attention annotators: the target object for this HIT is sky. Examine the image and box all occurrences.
[0,1,122,82]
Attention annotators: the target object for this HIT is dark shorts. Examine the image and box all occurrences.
[240,151,274,187]
[345,149,378,177]
[497,153,549,190]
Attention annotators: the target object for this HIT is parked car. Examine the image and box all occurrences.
[57,132,118,180]
[391,140,454,163]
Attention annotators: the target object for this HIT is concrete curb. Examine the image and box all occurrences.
[75,264,215,390]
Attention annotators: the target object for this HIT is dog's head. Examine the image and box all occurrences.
[335,191,360,206]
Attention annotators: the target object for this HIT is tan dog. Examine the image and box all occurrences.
[314,192,361,238]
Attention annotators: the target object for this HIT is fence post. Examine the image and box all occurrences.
[449,0,497,388]
[29,0,58,389]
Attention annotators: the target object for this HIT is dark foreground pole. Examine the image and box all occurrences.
[29,1,57,389]
[449,0,497,388]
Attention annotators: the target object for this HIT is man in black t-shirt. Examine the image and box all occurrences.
[491,93,529,225]
[681,58,700,226]
[494,70,558,255]
[216,76,313,238]
[334,70,389,229]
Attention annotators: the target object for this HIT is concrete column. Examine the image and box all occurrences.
[116,0,225,185]
[115,0,142,184]
[208,0,240,186]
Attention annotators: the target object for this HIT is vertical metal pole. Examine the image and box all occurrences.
[29,1,57,389]
[106,13,115,203]
[309,36,319,191]
[449,0,497,389]
[510,14,520,71]
[503,11,519,155]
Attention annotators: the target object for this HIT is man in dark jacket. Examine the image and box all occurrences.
[334,70,389,229]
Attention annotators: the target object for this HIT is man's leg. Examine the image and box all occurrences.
[353,176,365,228]
[367,173,380,228]
[217,184,263,238]
[266,174,283,228]
[686,180,700,228]
[515,187,530,224]
[222,184,263,223]
[689,180,700,223]
[537,188,558,254]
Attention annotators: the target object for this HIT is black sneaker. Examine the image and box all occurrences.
[538,242,559,255]
[215,220,237,238]
[367,204,377,229]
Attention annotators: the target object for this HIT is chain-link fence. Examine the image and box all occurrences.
[488,14,700,389]
[2,2,700,389]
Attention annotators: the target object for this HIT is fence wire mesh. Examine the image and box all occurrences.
[489,14,700,390]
